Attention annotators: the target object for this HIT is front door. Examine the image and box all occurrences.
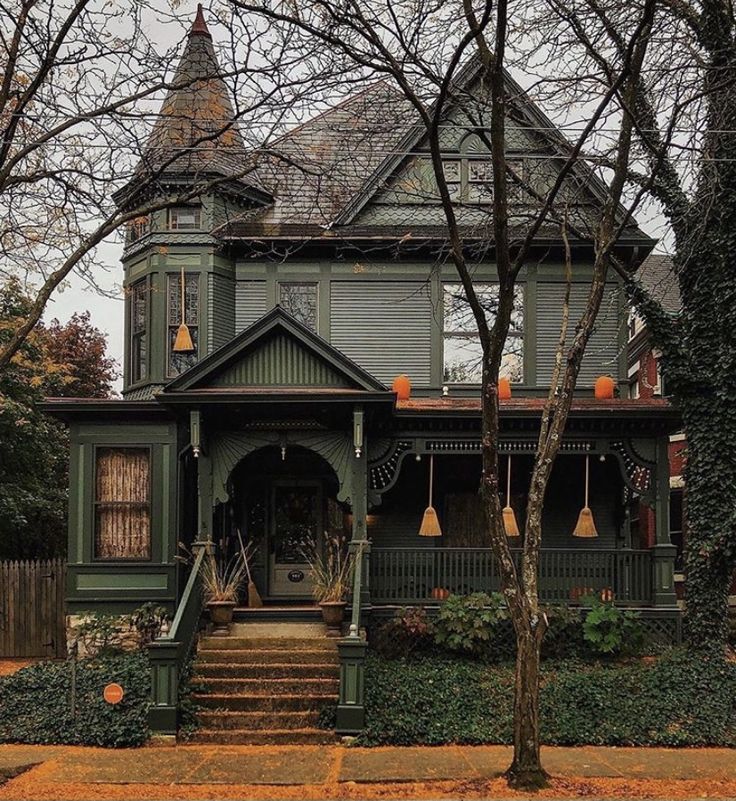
[269,482,322,598]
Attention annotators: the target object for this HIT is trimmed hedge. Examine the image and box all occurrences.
[0,653,150,747]
[358,649,736,747]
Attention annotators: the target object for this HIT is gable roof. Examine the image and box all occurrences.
[636,254,680,314]
[165,306,388,393]
[213,55,652,245]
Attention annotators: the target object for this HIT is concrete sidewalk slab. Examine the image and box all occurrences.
[339,746,478,783]
[185,746,334,785]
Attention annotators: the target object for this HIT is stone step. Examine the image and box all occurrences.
[197,649,338,665]
[228,622,326,638]
[199,636,337,651]
[189,727,335,745]
[194,662,340,679]
[196,710,322,730]
[194,693,337,712]
[195,677,339,695]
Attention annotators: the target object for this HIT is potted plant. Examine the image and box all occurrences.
[307,534,354,636]
[201,550,246,635]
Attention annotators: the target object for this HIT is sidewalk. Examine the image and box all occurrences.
[0,743,734,800]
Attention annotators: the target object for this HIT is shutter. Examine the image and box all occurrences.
[330,281,432,384]
[536,283,622,385]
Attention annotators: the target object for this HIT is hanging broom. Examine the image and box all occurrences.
[173,265,195,353]
[236,527,263,607]
[573,454,598,538]
[503,454,520,538]
[419,454,442,537]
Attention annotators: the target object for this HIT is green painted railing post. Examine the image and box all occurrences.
[336,636,368,734]
[148,639,180,736]
[147,546,205,736]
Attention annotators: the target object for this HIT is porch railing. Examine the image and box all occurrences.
[148,545,205,735]
[370,547,653,606]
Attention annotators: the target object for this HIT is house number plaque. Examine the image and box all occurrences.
[287,570,305,583]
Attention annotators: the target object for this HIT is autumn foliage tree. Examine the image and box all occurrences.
[0,280,117,559]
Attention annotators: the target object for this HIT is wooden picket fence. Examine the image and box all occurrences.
[0,559,67,658]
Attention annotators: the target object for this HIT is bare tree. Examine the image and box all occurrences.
[520,0,736,651]
[0,0,335,371]
[226,0,661,787]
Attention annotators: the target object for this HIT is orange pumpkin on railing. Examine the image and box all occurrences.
[392,374,412,400]
[594,375,616,400]
[498,377,512,400]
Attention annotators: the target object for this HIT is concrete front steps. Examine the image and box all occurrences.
[190,624,339,745]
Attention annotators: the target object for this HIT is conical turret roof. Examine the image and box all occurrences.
[124,4,261,199]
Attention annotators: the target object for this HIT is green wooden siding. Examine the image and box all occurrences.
[330,281,432,384]
[535,282,623,386]
[208,273,235,351]
[235,280,267,331]
[210,332,352,387]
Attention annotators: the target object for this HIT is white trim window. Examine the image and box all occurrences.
[442,283,524,384]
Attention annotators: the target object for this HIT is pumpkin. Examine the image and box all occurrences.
[594,375,616,399]
[430,587,450,601]
[392,374,412,400]
[498,377,512,400]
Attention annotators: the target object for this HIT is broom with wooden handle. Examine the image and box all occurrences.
[503,455,520,538]
[419,454,442,537]
[236,527,263,607]
[573,455,598,538]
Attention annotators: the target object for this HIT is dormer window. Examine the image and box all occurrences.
[168,206,201,230]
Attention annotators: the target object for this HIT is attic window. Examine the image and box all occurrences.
[169,206,201,230]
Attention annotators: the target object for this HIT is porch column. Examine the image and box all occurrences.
[337,406,369,734]
[349,407,371,609]
[193,411,213,543]
[652,435,677,607]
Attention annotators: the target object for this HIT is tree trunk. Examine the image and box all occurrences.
[681,400,736,648]
[506,616,548,789]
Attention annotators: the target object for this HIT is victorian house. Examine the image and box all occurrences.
[47,7,681,740]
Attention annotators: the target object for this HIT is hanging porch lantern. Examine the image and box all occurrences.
[572,454,598,538]
[503,454,520,538]
[419,454,442,537]
[173,266,195,353]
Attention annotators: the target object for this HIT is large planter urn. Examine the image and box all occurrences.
[208,600,236,636]
[319,601,346,637]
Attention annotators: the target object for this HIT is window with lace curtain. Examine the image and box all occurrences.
[94,447,151,560]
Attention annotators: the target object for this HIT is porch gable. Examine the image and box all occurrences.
[165,306,387,391]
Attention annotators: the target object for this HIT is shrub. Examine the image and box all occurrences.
[433,592,507,658]
[582,598,643,656]
[129,603,169,647]
[0,653,150,747]
[372,607,434,659]
[359,649,736,747]
[76,613,126,657]
[542,605,584,659]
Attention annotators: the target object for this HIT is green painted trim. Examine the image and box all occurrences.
[524,264,537,386]
[76,573,169,591]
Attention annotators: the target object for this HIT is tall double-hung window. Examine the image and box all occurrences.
[129,278,149,384]
[442,283,524,384]
[167,273,200,377]
[94,447,151,560]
